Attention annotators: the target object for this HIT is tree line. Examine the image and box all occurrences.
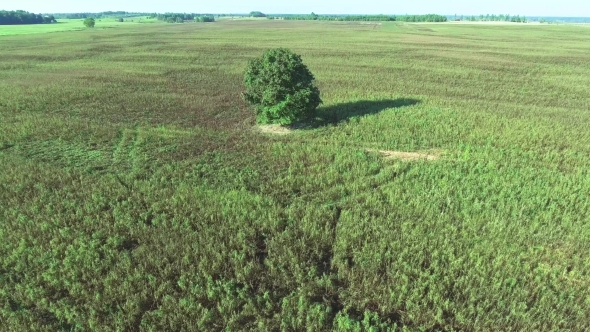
[0,10,56,25]
[56,12,216,23]
[149,13,215,23]
[451,14,528,23]
[268,13,448,22]
[52,11,151,19]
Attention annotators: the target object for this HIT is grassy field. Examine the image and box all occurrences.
[0,18,157,36]
[1,20,590,331]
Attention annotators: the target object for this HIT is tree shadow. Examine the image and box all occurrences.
[298,98,421,129]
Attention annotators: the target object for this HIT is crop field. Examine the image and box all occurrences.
[1,20,590,331]
[0,18,156,36]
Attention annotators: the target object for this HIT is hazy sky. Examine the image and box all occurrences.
[5,0,589,17]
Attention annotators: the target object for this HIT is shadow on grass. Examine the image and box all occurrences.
[0,143,15,151]
[298,98,421,129]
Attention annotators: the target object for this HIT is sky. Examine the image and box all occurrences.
[4,0,590,17]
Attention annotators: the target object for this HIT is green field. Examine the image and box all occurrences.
[0,18,157,36]
[1,20,590,331]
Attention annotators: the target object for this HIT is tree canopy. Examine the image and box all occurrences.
[83,17,96,28]
[244,48,322,125]
[250,11,267,18]
[152,13,196,22]
[196,16,215,22]
[0,10,56,25]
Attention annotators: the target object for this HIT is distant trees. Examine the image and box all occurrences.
[155,13,197,23]
[268,14,447,22]
[147,13,215,23]
[55,11,129,19]
[52,12,155,20]
[511,15,528,23]
[396,14,448,22]
[250,11,266,18]
[83,18,96,28]
[165,13,194,23]
[196,16,215,22]
[100,11,127,17]
[117,18,124,22]
[57,13,92,19]
[461,14,527,23]
[42,15,56,24]
[0,10,56,25]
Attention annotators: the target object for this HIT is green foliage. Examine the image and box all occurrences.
[250,11,267,18]
[244,48,322,125]
[271,14,447,22]
[462,14,528,23]
[155,13,194,22]
[53,11,142,19]
[195,16,215,23]
[117,17,124,22]
[83,17,95,28]
[0,10,56,25]
[2,20,590,331]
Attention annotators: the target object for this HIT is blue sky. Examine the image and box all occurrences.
[5,0,589,16]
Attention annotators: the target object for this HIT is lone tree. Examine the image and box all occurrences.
[244,48,322,125]
[196,16,215,22]
[250,11,266,18]
[83,18,95,28]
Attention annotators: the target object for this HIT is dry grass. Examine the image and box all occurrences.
[367,149,440,161]
[256,124,294,135]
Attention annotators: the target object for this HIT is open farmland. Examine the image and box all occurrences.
[0,18,157,36]
[1,20,590,330]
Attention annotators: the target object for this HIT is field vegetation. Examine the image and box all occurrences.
[1,20,590,330]
[0,18,158,36]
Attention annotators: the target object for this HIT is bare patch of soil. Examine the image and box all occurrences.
[257,124,293,135]
[367,149,440,161]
